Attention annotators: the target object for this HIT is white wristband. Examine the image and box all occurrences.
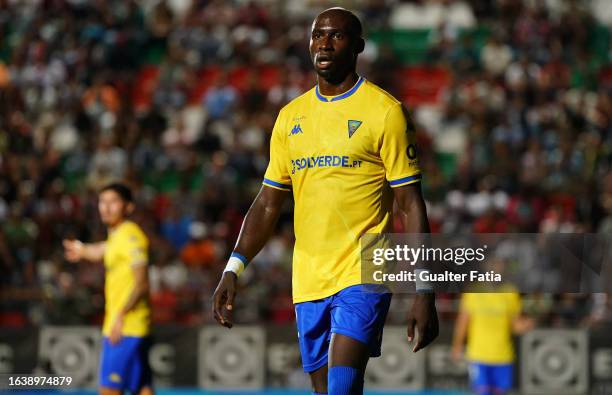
[224,253,247,277]
[415,269,434,293]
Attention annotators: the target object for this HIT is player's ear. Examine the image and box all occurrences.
[126,202,135,215]
[356,37,365,54]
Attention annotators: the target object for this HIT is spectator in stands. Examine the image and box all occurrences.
[203,71,238,120]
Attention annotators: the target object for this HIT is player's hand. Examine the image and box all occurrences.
[212,272,237,328]
[513,315,536,334]
[407,292,439,352]
[450,345,464,362]
[63,239,84,262]
[110,315,123,345]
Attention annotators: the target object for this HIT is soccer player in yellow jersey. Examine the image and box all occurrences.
[213,8,438,395]
[63,183,152,395]
[452,292,534,395]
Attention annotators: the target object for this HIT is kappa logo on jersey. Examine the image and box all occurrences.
[289,123,303,136]
[348,120,362,138]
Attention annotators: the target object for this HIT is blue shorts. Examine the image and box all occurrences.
[469,362,513,394]
[99,336,152,392]
[295,284,392,373]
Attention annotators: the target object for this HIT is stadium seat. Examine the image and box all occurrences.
[459,26,491,52]
[132,65,160,112]
[396,66,451,106]
[600,65,612,87]
[369,29,433,64]
[258,65,281,91]
[189,66,222,104]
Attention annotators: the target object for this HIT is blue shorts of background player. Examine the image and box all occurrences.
[469,362,513,395]
[295,284,392,373]
[99,336,152,393]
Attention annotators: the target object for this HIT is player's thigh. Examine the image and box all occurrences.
[125,337,153,394]
[329,284,392,362]
[490,364,513,394]
[295,299,333,373]
[99,337,131,391]
[468,363,494,395]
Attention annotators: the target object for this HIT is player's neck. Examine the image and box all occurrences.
[317,72,359,97]
[107,219,127,233]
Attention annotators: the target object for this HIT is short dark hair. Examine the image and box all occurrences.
[318,8,362,37]
[100,182,133,203]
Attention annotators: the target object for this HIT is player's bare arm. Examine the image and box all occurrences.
[451,310,469,361]
[62,240,106,263]
[108,263,150,345]
[393,183,439,352]
[212,185,288,328]
[512,314,536,334]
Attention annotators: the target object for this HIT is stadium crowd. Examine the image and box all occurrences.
[1,0,611,329]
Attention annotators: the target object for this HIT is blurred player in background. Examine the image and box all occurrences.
[63,183,153,395]
[451,291,535,395]
[213,8,437,395]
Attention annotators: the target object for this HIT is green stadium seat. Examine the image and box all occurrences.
[458,26,491,52]
[369,29,433,64]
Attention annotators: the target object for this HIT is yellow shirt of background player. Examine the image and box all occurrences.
[263,77,421,303]
[102,220,150,337]
[460,292,521,364]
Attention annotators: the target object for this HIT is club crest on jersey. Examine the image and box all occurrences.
[348,120,362,138]
[289,123,303,136]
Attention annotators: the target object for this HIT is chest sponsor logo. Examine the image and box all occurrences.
[291,155,363,174]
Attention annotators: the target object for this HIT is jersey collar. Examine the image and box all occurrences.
[315,76,365,102]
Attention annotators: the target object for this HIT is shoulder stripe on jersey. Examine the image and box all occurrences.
[315,76,365,102]
[389,174,422,186]
[263,178,291,189]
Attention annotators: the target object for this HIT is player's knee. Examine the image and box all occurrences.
[309,366,328,394]
[99,387,122,395]
[328,366,363,395]
[138,386,154,395]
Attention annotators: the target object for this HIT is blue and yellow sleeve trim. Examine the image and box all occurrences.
[388,174,422,187]
[262,178,292,191]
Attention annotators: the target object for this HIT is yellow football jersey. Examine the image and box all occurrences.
[263,77,421,303]
[460,292,521,364]
[102,220,150,337]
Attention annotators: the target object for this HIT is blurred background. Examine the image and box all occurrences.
[0,0,612,393]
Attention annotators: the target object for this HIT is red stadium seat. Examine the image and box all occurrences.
[228,67,250,91]
[189,65,283,103]
[132,65,160,112]
[599,65,612,88]
[189,66,222,104]
[397,66,451,106]
[258,65,281,91]
[229,66,281,92]
[0,311,28,327]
